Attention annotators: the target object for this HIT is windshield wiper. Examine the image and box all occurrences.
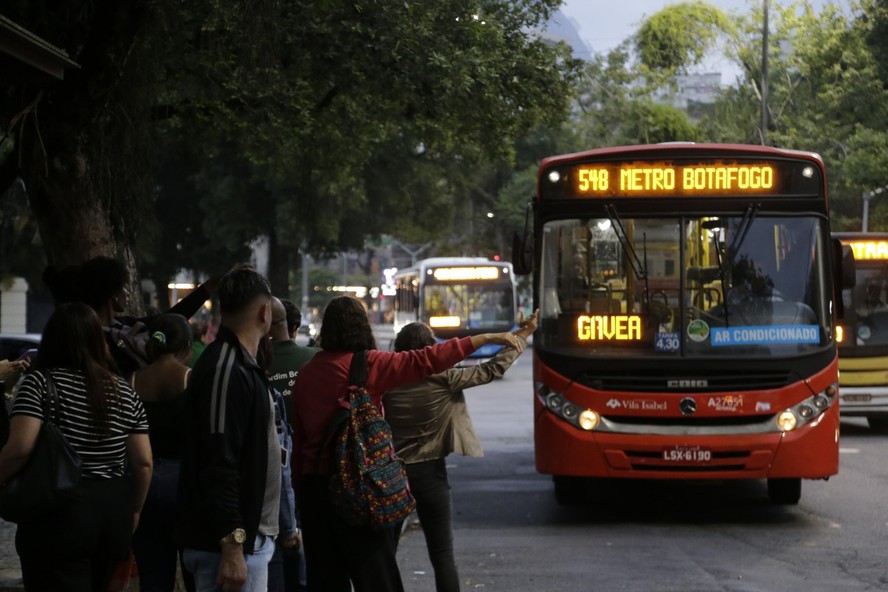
[714,204,759,327]
[720,204,759,278]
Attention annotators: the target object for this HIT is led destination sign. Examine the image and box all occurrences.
[843,240,888,261]
[577,314,642,341]
[431,267,500,281]
[575,162,775,197]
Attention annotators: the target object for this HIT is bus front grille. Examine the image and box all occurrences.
[581,371,795,393]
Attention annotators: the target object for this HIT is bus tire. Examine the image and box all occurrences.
[866,416,888,432]
[553,476,585,506]
[767,478,801,505]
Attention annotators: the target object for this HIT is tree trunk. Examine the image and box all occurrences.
[267,229,292,297]
[10,1,155,313]
[28,152,120,265]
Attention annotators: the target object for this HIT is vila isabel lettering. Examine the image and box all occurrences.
[619,166,774,192]
[710,325,818,346]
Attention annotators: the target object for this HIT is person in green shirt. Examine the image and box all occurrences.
[268,299,320,405]
[188,320,209,368]
[267,297,319,592]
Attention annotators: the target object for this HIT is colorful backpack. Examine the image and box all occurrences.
[325,350,416,530]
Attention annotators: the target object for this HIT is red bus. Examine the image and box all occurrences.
[513,143,851,505]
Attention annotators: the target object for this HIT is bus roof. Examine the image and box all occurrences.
[833,231,888,240]
[539,143,824,170]
[394,257,511,277]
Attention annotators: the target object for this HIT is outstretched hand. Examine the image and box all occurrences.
[517,308,539,337]
[487,331,525,353]
[0,358,28,384]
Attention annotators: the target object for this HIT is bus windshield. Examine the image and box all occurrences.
[538,215,830,357]
[423,282,515,331]
[843,262,888,346]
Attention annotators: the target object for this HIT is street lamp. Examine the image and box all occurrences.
[862,185,888,232]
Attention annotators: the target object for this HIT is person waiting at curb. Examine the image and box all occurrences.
[386,310,538,592]
[177,267,279,592]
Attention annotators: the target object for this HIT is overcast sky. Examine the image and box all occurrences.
[557,0,755,56]
[557,0,836,82]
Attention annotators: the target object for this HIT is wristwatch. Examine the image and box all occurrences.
[219,528,247,545]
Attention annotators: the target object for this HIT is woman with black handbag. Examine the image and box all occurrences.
[0,302,153,591]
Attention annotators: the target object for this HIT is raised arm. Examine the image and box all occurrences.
[470,331,524,353]
[515,308,539,340]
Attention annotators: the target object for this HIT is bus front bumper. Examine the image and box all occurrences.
[534,401,839,481]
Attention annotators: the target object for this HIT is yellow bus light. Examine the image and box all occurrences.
[836,325,844,343]
[429,316,461,328]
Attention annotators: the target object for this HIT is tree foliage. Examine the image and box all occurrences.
[636,1,733,75]
[1,0,582,295]
[699,0,888,230]
[148,0,582,287]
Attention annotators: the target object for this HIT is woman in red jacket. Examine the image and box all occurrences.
[292,295,521,592]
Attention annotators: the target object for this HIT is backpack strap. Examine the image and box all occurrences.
[316,350,368,475]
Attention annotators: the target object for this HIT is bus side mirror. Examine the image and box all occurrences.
[832,238,855,322]
[834,239,856,289]
[512,230,533,275]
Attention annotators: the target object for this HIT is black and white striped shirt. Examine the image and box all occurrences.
[11,369,149,479]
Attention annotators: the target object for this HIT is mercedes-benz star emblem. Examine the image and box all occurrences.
[679,397,697,415]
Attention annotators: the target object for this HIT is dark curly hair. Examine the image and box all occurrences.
[393,322,436,352]
[43,256,128,310]
[318,296,376,352]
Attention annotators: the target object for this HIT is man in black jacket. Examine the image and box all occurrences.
[178,267,280,592]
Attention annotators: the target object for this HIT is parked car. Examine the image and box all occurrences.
[0,333,41,362]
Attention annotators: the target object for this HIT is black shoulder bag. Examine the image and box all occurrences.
[0,372,83,523]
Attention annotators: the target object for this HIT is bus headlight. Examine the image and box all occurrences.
[777,410,798,432]
[774,382,838,432]
[579,410,599,431]
[537,383,599,432]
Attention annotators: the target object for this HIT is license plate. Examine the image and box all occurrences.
[843,394,872,402]
[662,446,712,462]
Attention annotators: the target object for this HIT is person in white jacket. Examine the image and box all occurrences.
[385,310,538,592]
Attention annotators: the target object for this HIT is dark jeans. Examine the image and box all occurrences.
[396,458,459,592]
[268,540,307,592]
[132,458,194,592]
[298,475,404,592]
[16,476,133,592]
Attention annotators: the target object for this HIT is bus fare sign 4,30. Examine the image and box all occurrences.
[574,162,776,197]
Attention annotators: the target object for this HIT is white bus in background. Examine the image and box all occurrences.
[393,257,518,358]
